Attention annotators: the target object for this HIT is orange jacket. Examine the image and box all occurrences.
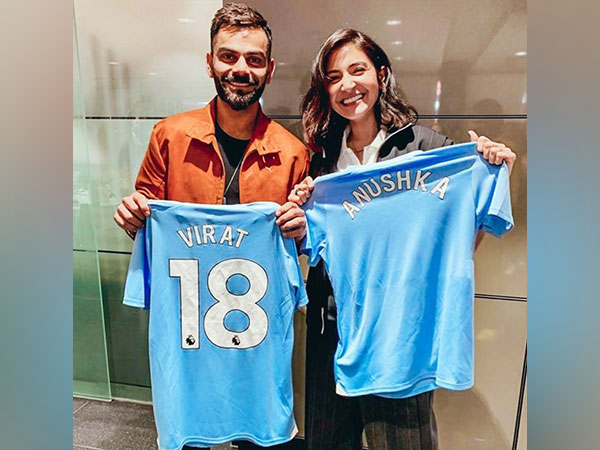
[135,99,309,205]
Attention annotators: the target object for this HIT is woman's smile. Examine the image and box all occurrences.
[340,92,366,105]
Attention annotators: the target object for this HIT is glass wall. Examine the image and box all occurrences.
[73,17,111,400]
[73,0,526,447]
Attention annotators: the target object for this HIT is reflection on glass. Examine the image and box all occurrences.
[99,253,151,388]
[74,0,526,117]
[250,0,527,116]
[435,299,526,450]
[73,17,111,400]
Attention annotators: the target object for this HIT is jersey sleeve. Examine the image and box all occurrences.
[282,240,308,310]
[123,225,151,309]
[473,159,514,237]
[301,193,328,267]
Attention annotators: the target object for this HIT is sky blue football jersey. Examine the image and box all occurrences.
[123,200,307,450]
[302,142,513,399]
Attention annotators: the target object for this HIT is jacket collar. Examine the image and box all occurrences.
[377,123,416,158]
[310,122,419,178]
[186,97,279,155]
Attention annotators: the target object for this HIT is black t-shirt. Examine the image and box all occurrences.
[215,123,250,205]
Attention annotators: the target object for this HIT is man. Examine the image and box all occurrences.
[114,3,309,449]
[114,3,308,242]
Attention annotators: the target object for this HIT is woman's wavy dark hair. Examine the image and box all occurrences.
[301,28,418,153]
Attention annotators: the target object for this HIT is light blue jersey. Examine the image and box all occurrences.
[124,200,307,450]
[302,142,513,398]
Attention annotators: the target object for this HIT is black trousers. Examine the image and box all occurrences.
[305,307,439,450]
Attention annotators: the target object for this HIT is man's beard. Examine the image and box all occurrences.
[213,70,266,111]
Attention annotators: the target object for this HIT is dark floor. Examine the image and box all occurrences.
[73,397,232,450]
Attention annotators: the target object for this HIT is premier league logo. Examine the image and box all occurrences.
[186,335,196,346]
[232,335,241,346]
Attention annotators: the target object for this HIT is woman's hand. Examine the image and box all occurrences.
[468,130,517,174]
[287,176,315,206]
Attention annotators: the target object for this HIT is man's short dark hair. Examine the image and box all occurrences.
[210,3,273,58]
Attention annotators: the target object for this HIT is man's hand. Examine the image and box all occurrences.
[275,201,307,241]
[468,130,516,174]
[113,191,151,239]
[287,176,314,206]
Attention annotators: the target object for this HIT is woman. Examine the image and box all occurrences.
[289,28,516,450]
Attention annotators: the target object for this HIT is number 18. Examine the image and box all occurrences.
[169,258,269,350]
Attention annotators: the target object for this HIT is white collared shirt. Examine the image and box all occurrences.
[336,125,387,172]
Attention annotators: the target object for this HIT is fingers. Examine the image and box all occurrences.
[490,147,505,165]
[282,226,307,240]
[468,131,493,157]
[276,201,297,217]
[469,131,518,174]
[488,147,498,165]
[280,216,307,234]
[483,144,516,166]
[287,177,315,206]
[304,176,315,190]
[276,202,307,239]
[482,140,492,160]
[114,203,144,231]
[477,135,491,154]
[477,140,517,174]
[132,192,151,217]
[288,189,310,205]
[113,192,150,233]
[121,196,145,222]
[494,147,517,173]
[276,202,305,227]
